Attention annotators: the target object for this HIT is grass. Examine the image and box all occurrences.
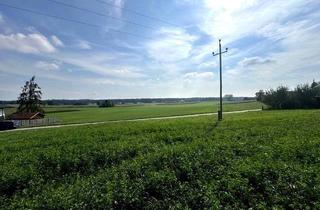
[45,101,262,124]
[4,101,261,125]
[0,109,319,209]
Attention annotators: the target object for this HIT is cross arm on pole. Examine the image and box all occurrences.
[212,48,228,56]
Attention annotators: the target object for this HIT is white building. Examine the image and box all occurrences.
[0,108,5,120]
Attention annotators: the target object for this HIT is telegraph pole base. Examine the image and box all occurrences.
[218,111,222,121]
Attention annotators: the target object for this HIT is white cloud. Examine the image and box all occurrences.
[35,61,61,71]
[109,0,125,18]
[0,33,56,54]
[200,0,314,44]
[224,18,320,93]
[51,35,64,47]
[0,13,4,24]
[239,56,275,67]
[52,51,146,79]
[146,28,197,63]
[77,40,91,50]
[198,61,217,69]
[183,71,214,80]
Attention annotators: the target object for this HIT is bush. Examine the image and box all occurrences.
[256,81,320,109]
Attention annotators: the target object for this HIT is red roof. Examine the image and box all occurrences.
[10,112,45,120]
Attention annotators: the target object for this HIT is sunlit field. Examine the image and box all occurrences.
[4,101,261,124]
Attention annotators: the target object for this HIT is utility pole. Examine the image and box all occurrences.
[212,39,228,121]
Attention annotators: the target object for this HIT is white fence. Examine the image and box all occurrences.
[11,117,58,128]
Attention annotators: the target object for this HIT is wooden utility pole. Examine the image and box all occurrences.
[212,39,228,121]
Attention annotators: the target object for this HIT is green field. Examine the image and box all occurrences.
[4,101,261,125]
[1,110,319,209]
[45,101,262,124]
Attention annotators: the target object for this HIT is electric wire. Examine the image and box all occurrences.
[0,2,154,40]
[94,0,179,27]
[44,0,156,30]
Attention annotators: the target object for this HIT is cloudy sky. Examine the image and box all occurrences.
[0,0,319,100]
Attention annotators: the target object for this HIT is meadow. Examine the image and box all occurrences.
[44,101,261,124]
[0,109,319,209]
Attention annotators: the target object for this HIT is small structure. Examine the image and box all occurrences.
[10,112,45,120]
[0,108,5,120]
[9,112,50,128]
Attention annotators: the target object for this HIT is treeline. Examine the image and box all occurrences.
[1,97,255,106]
[256,80,320,109]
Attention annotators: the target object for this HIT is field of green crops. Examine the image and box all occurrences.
[1,109,319,209]
[46,101,262,124]
[4,101,261,124]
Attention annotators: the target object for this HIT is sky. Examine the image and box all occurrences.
[0,0,320,100]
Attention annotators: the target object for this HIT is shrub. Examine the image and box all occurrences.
[256,81,320,109]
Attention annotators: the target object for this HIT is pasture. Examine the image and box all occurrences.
[0,109,319,209]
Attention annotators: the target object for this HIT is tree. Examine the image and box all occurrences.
[255,90,265,102]
[224,94,234,101]
[311,80,318,88]
[98,100,114,108]
[17,76,43,113]
[257,80,320,109]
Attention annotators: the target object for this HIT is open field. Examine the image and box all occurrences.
[4,101,262,124]
[1,110,319,209]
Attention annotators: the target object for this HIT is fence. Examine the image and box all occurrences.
[11,117,58,128]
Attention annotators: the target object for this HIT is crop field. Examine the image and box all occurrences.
[45,101,261,124]
[1,110,319,209]
[4,101,261,125]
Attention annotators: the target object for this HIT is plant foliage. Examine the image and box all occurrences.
[0,110,319,209]
[17,76,43,113]
[256,80,320,109]
[98,100,115,108]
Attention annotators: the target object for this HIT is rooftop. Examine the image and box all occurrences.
[10,112,45,120]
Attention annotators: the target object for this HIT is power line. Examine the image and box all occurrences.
[0,2,154,40]
[59,33,144,55]
[94,0,179,27]
[44,0,156,31]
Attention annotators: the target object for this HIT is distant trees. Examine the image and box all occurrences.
[17,76,44,113]
[224,94,234,101]
[256,80,320,109]
[98,100,114,108]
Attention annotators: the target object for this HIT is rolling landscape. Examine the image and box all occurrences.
[1,0,320,209]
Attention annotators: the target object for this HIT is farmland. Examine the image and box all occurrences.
[4,101,262,124]
[1,109,319,209]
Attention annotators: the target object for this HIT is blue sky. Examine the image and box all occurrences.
[0,0,319,100]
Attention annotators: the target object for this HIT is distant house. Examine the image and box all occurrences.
[0,108,5,120]
[10,112,45,120]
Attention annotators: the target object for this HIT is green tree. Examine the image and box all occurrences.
[311,80,318,88]
[258,80,320,109]
[98,100,114,108]
[224,94,234,101]
[17,76,43,113]
[255,90,265,102]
